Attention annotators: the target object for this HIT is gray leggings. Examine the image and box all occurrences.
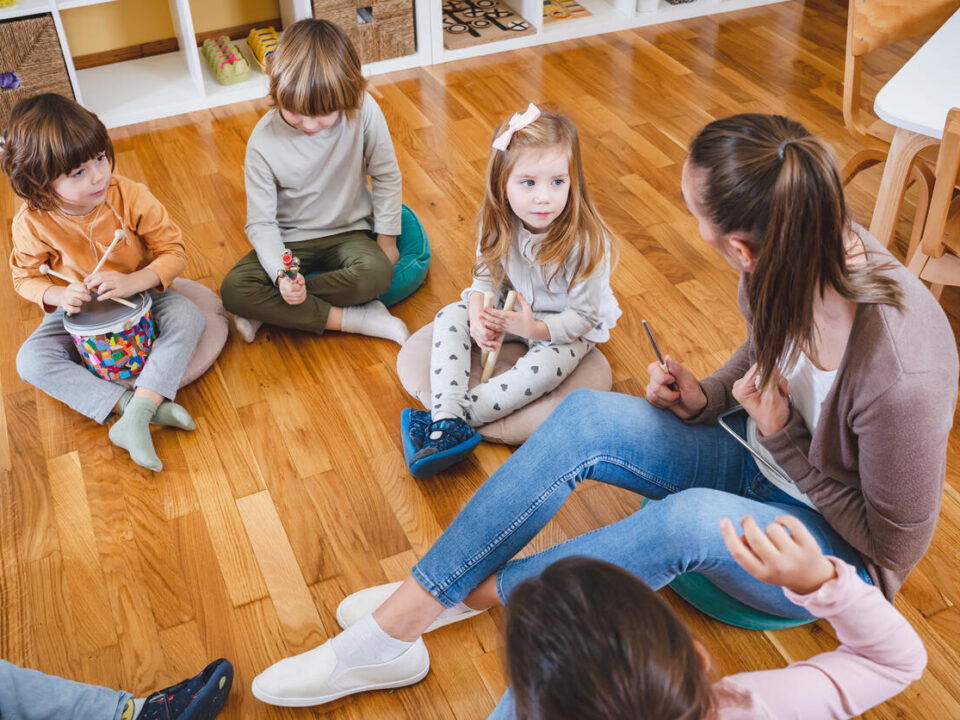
[429,301,593,427]
[16,288,206,424]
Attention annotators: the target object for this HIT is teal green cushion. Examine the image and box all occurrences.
[639,497,813,630]
[380,204,430,307]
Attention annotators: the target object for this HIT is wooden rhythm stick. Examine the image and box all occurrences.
[480,291,495,369]
[90,228,127,275]
[39,263,137,309]
[480,290,517,383]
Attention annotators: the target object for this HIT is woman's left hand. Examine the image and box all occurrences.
[732,363,791,437]
[482,293,548,342]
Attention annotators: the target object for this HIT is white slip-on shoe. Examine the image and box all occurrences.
[251,636,429,707]
[336,581,486,632]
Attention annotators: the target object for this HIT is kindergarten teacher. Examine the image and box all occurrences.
[253,113,958,707]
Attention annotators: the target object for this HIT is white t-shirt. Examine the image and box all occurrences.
[746,351,838,509]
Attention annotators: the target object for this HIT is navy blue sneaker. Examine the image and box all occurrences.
[409,417,481,478]
[136,658,233,720]
[400,408,431,467]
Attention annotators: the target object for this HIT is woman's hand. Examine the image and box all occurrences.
[45,283,91,314]
[278,274,307,305]
[482,294,549,342]
[377,234,399,266]
[732,363,791,436]
[720,514,838,595]
[645,356,707,419]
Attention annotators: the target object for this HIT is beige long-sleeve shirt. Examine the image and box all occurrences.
[10,174,186,310]
[243,93,402,278]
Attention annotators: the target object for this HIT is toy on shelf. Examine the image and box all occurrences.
[279,248,300,281]
[247,26,279,72]
[0,0,20,8]
[201,36,250,85]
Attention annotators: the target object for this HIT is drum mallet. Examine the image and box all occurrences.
[90,228,127,275]
[480,290,517,383]
[39,263,136,309]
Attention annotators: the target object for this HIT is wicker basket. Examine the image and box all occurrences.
[0,14,74,131]
[312,0,416,64]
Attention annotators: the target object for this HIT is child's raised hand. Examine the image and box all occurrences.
[720,514,838,595]
[278,274,307,305]
[85,270,141,301]
[483,293,540,341]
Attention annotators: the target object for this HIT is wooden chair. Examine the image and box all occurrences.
[908,107,960,299]
[841,0,959,254]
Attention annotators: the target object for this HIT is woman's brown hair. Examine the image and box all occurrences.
[267,19,367,119]
[476,110,616,293]
[0,93,114,212]
[688,113,903,389]
[505,557,713,720]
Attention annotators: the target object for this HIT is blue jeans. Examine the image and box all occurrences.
[0,660,130,720]
[412,390,869,620]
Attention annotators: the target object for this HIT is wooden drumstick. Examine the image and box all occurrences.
[481,290,517,383]
[39,263,137,309]
[480,290,495,368]
[90,228,126,275]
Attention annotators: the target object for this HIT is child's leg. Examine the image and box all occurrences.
[466,338,594,426]
[0,658,130,720]
[220,248,335,334]
[16,312,126,424]
[303,230,393,307]
[428,302,474,421]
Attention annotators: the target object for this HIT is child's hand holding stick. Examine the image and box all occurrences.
[40,264,136,309]
[481,290,517,383]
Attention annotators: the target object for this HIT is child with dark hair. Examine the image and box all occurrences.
[499,515,926,719]
[2,93,206,472]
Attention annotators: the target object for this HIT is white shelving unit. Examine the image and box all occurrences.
[1,0,785,127]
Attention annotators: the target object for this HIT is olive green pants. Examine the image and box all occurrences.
[220,230,393,334]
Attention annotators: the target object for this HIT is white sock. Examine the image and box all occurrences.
[233,315,262,343]
[438,601,473,620]
[429,411,458,439]
[330,614,413,677]
[340,301,410,345]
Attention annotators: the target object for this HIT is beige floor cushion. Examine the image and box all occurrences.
[397,322,612,445]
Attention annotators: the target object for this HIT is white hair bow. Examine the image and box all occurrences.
[492,103,541,152]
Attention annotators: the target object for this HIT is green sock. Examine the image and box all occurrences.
[119,391,195,431]
[109,396,162,472]
[152,401,196,431]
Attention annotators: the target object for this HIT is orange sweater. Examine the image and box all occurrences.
[10,174,187,310]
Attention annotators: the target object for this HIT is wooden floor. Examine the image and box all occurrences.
[3,1,960,717]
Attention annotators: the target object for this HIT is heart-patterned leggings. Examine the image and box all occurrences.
[429,301,594,427]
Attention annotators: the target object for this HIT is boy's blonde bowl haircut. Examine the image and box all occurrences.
[268,19,367,119]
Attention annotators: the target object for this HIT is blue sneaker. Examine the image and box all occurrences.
[135,658,233,720]
[409,417,481,478]
[400,408,432,467]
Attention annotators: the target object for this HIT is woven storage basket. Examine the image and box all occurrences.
[0,14,74,130]
[312,0,416,64]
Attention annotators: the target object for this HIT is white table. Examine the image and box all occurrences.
[870,8,960,249]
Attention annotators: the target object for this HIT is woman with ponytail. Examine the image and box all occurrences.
[251,114,956,710]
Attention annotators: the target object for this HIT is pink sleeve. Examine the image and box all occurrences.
[717,559,926,719]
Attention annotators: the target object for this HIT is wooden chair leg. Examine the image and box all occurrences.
[906,161,936,264]
[841,147,885,186]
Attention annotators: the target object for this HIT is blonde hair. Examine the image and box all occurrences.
[268,19,367,119]
[475,110,616,293]
[0,93,114,212]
